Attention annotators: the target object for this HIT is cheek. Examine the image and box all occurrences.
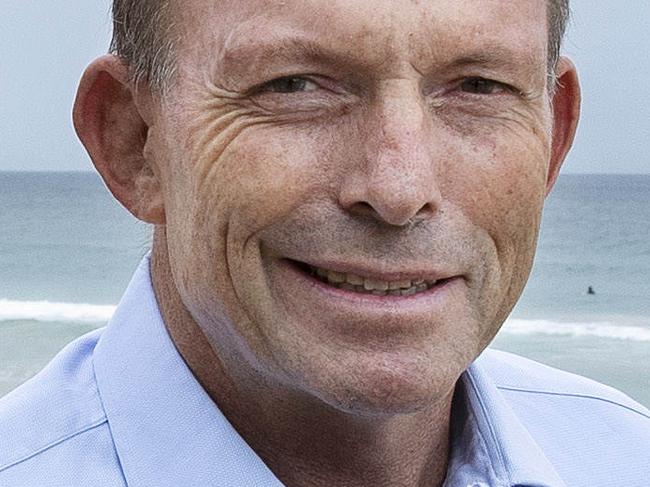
[442,122,550,326]
[175,107,350,295]
[196,125,327,239]
[443,107,550,246]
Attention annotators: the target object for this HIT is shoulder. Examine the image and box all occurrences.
[476,349,650,485]
[0,328,126,486]
[477,348,650,417]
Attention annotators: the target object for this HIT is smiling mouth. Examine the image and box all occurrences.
[289,260,452,297]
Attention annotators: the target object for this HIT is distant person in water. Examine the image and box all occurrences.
[1,1,649,486]
[588,286,596,295]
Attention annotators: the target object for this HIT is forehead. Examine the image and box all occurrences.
[174,0,548,73]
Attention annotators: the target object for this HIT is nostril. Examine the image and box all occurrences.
[349,200,435,227]
[347,201,378,220]
[415,201,436,219]
[356,201,374,213]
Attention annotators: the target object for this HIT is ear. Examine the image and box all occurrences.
[545,57,581,196]
[73,55,166,224]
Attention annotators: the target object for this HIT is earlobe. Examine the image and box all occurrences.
[73,55,166,224]
[545,57,581,196]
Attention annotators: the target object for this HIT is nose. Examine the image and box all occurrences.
[339,82,442,227]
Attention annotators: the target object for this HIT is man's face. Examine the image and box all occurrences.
[151,0,555,413]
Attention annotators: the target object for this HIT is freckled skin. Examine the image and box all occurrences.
[156,0,559,484]
[158,0,553,408]
[75,0,580,485]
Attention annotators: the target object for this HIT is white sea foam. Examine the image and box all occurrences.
[0,299,116,324]
[502,318,650,342]
[1,298,649,342]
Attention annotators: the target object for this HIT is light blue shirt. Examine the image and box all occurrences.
[1,256,649,486]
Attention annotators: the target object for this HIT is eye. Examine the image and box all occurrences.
[459,77,510,95]
[259,76,319,94]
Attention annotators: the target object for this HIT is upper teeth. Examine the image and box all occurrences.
[311,266,436,295]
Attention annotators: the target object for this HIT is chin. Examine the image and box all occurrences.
[298,352,465,417]
[324,380,454,418]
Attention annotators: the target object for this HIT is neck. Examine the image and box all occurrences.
[151,229,453,487]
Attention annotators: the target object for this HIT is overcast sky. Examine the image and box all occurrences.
[1,1,648,173]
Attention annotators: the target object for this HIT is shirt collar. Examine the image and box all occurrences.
[94,256,563,487]
[444,355,566,487]
[93,256,284,487]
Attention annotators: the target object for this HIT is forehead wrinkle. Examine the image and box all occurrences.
[195,1,549,88]
[205,6,411,81]
[213,35,546,89]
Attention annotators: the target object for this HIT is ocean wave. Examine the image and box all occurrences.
[0,299,116,324]
[1,299,649,342]
[502,319,650,342]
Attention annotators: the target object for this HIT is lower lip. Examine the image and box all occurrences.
[279,259,461,307]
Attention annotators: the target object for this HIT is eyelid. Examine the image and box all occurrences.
[249,74,346,96]
[250,75,315,94]
[261,76,319,93]
[462,77,511,92]
[455,77,529,100]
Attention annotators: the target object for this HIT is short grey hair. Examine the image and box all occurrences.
[548,0,571,81]
[110,1,176,91]
[110,0,570,92]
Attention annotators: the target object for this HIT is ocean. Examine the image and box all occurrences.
[0,172,648,406]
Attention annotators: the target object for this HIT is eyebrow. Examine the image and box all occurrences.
[447,46,544,73]
[216,34,545,84]
[217,36,350,78]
